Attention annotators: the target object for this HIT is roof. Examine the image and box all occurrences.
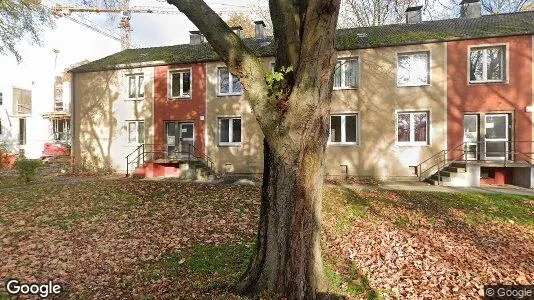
[71,11,534,73]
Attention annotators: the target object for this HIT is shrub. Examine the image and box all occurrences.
[13,155,43,183]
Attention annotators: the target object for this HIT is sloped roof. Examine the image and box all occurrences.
[71,11,534,73]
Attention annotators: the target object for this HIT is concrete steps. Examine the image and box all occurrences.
[130,160,215,181]
[425,163,468,186]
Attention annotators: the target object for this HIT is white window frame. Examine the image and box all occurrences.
[217,67,243,96]
[125,74,144,100]
[468,45,507,84]
[218,117,242,146]
[328,113,360,146]
[169,69,192,99]
[127,120,145,144]
[396,111,430,146]
[396,51,430,87]
[334,58,360,90]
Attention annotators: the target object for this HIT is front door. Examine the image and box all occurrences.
[463,115,479,160]
[484,114,509,160]
[165,122,194,159]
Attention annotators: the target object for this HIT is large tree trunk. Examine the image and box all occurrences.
[236,90,331,299]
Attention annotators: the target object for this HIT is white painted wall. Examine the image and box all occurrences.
[0,17,120,158]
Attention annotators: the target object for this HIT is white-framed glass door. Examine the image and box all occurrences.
[463,115,479,160]
[484,114,509,160]
[179,123,194,158]
[165,122,195,159]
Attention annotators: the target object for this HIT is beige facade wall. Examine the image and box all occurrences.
[206,42,447,179]
[327,42,447,179]
[72,67,154,172]
[205,61,272,174]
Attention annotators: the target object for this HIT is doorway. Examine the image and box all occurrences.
[165,121,194,159]
[484,114,510,160]
[463,115,478,160]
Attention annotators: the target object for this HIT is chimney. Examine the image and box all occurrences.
[254,21,266,39]
[460,0,481,18]
[189,30,205,45]
[405,6,423,24]
[231,26,243,38]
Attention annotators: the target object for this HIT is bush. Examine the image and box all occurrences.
[13,155,43,183]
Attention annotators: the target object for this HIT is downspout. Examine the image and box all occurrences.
[70,72,76,172]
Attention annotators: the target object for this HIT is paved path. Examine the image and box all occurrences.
[342,181,534,196]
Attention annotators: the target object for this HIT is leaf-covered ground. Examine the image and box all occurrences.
[0,178,532,299]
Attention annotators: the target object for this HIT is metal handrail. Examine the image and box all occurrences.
[415,140,534,185]
[125,143,216,176]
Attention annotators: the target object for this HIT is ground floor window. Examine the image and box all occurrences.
[127,121,145,144]
[218,117,241,146]
[19,118,26,145]
[52,119,70,141]
[330,114,359,145]
[397,111,429,145]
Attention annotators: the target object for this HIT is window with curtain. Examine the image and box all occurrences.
[397,52,430,86]
[397,112,429,145]
[334,58,360,89]
[218,68,243,95]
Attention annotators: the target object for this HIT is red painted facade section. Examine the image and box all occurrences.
[154,64,206,155]
[447,36,533,159]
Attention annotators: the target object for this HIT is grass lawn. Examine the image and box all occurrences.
[0,178,532,299]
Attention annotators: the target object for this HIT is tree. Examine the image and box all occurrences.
[166,0,341,298]
[226,12,255,38]
[340,0,419,27]
[0,0,54,62]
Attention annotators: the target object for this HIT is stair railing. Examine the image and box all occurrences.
[415,142,465,182]
[187,143,215,172]
[125,144,145,177]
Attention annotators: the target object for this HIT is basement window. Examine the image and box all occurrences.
[469,45,506,83]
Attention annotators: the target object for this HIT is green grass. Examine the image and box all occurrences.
[325,263,383,299]
[143,243,252,290]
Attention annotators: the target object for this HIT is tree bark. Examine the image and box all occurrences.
[166,0,340,298]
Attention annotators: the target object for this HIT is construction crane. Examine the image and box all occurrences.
[52,2,245,50]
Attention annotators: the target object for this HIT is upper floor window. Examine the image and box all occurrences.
[334,58,359,89]
[218,67,243,95]
[397,52,430,87]
[218,117,241,146]
[170,70,191,98]
[330,114,359,145]
[126,74,144,99]
[127,120,145,144]
[469,46,506,83]
[397,111,429,146]
[13,88,32,115]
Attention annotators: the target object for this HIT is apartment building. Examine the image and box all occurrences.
[70,2,534,186]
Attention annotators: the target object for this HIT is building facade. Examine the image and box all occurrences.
[70,5,534,186]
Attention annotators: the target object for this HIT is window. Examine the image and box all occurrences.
[52,119,70,141]
[218,68,243,95]
[469,46,506,83]
[329,114,359,145]
[397,111,429,145]
[13,88,32,115]
[126,74,144,99]
[19,118,26,145]
[170,70,191,98]
[397,52,430,86]
[334,58,359,89]
[127,121,145,144]
[218,117,241,146]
